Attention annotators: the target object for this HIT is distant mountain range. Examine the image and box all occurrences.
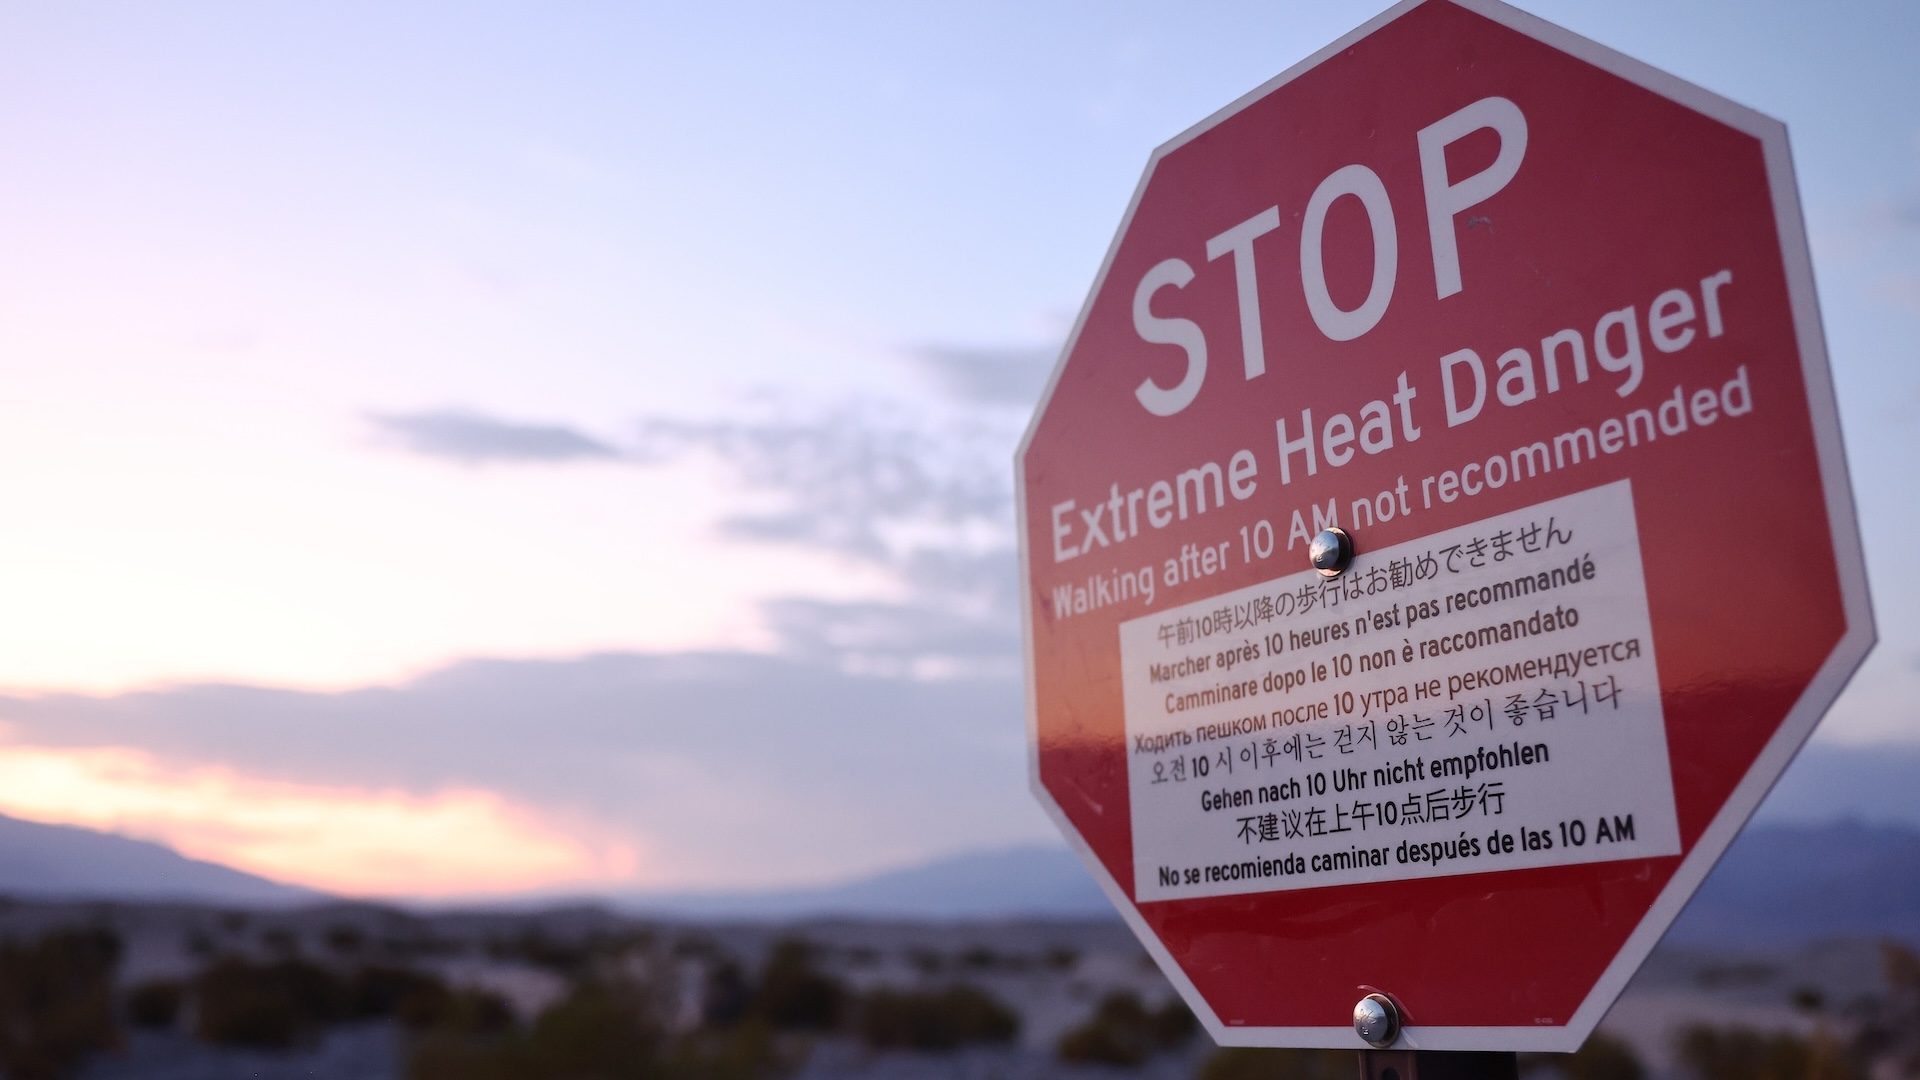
[1665,818,1920,946]
[617,820,1920,945]
[1748,741,1920,827]
[0,812,315,906]
[0,807,1916,948]
[618,844,1115,921]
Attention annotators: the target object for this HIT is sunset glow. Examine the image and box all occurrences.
[0,741,640,897]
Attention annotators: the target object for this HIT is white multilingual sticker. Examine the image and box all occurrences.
[1123,480,1680,901]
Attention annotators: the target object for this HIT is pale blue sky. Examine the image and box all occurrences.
[0,0,1910,895]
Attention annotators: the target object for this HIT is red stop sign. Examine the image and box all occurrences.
[1018,0,1873,1052]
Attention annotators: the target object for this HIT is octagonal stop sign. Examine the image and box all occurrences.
[1017,0,1873,1052]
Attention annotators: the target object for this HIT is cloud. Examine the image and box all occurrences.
[0,651,1047,896]
[631,400,1026,674]
[368,409,624,465]
[763,590,1020,680]
[369,374,1040,690]
[364,385,1033,677]
[635,405,1014,570]
[910,344,1059,407]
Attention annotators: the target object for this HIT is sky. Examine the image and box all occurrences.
[0,0,1913,900]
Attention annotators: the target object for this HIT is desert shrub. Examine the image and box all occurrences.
[748,940,846,1031]
[351,964,452,1027]
[1674,1023,1859,1080]
[408,980,779,1080]
[1789,986,1826,1013]
[0,928,124,1079]
[195,956,515,1047]
[670,1022,781,1080]
[1871,941,1920,1073]
[408,980,659,1080]
[1520,1031,1645,1080]
[519,981,666,1077]
[858,984,1018,1051]
[702,960,753,1028]
[1884,941,1920,997]
[1153,997,1198,1046]
[125,979,185,1029]
[958,946,1002,970]
[1196,1046,1354,1080]
[260,927,300,958]
[435,988,517,1036]
[1057,990,1195,1066]
[194,957,350,1047]
[493,930,592,976]
[324,924,366,955]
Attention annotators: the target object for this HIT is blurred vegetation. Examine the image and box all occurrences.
[124,978,185,1030]
[406,934,853,1080]
[410,980,661,1080]
[41,911,1920,1080]
[260,926,300,958]
[409,977,781,1080]
[323,923,366,955]
[1852,941,1920,1077]
[1673,1023,1860,1080]
[1790,985,1826,1013]
[701,959,754,1028]
[193,956,512,1049]
[353,964,514,1033]
[1887,940,1920,993]
[1519,1031,1645,1080]
[194,957,352,1046]
[857,984,1018,1051]
[0,928,124,1080]
[743,939,845,1032]
[485,928,656,978]
[1195,1046,1354,1080]
[407,930,1033,1078]
[1057,989,1197,1066]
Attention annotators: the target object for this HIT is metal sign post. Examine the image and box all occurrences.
[1359,1051,1519,1080]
